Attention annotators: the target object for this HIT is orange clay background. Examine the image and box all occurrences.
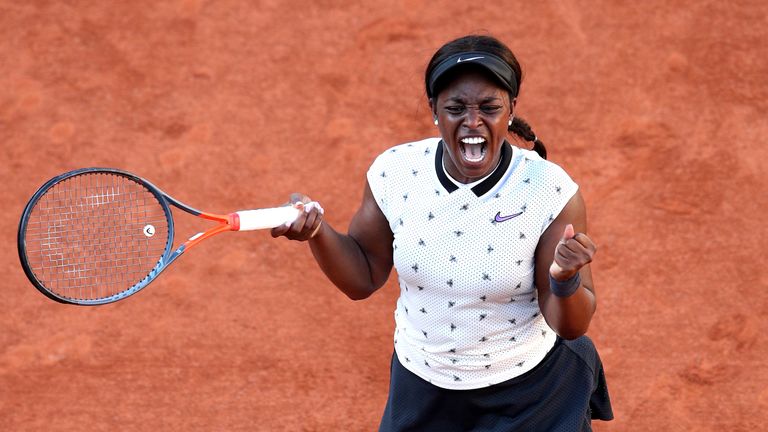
[1,1,767,431]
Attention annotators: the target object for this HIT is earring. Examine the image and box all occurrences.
[508,117,513,126]
[434,118,438,126]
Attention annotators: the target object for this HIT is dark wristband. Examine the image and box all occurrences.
[549,272,581,297]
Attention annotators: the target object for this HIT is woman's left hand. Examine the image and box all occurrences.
[549,223,597,281]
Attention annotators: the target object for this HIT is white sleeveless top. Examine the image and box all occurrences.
[366,138,578,389]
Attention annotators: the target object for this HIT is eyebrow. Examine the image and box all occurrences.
[444,96,503,104]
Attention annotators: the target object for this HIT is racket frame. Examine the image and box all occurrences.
[18,167,238,305]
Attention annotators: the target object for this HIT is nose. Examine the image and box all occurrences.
[463,108,483,129]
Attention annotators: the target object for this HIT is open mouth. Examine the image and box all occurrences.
[460,136,487,163]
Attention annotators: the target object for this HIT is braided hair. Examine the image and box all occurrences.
[425,35,547,159]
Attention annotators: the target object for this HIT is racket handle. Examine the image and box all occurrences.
[234,207,300,231]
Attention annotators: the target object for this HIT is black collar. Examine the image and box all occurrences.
[435,140,513,197]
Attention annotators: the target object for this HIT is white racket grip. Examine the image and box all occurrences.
[235,207,300,231]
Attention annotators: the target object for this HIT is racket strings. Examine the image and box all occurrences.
[23,173,170,301]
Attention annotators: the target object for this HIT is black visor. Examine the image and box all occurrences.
[427,51,518,98]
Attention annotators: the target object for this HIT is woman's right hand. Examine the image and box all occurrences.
[270,193,324,241]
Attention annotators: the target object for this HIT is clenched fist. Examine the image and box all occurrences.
[549,224,596,281]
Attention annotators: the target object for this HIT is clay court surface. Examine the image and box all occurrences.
[2,1,767,430]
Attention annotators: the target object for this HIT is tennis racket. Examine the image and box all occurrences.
[18,167,305,305]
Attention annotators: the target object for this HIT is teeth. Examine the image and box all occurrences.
[466,156,482,162]
[461,137,486,144]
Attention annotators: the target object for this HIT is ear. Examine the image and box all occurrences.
[429,98,437,117]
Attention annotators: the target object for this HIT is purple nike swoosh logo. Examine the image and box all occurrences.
[494,211,524,222]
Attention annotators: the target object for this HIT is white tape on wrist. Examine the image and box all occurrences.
[303,201,325,214]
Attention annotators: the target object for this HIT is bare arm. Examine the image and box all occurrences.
[271,181,394,300]
[534,190,597,339]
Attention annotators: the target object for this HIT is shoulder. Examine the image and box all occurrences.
[516,147,576,187]
[369,137,440,174]
[367,137,440,218]
[372,137,440,161]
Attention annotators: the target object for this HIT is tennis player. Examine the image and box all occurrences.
[273,34,613,431]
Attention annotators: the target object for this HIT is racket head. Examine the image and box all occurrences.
[18,168,174,305]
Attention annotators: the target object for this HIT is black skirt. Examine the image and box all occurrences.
[379,335,613,432]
